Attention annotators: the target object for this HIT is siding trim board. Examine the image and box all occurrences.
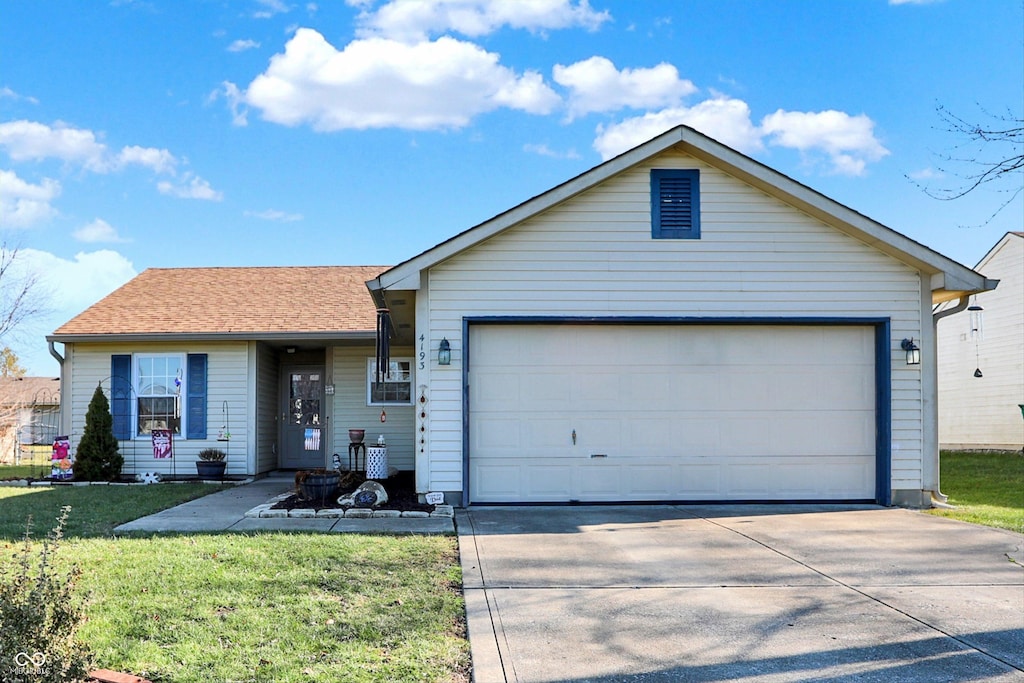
[461,315,892,506]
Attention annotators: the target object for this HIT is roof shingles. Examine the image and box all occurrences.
[53,266,388,337]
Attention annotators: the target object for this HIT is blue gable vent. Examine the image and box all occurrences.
[651,169,700,239]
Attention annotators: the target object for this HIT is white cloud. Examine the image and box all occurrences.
[157,172,224,201]
[0,169,60,227]
[760,109,889,175]
[23,247,137,324]
[116,145,178,174]
[908,167,944,181]
[0,120,109,171]
[245,208,303,222]
[0,87,39,104]
[523,143,580,160]
[0,121,180,175]
[72,218,128,243]
[593,97,764,160]
[228,38,261,52]
[354,0,610,42]
[554,56,697,121]
[253,0,291,19]
[241,29,559,131]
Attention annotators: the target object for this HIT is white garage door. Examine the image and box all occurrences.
[469,324,876,503]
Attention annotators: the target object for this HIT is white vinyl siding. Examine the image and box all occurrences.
[330,345,415,471]
[65,342,251,476]
[422,151,924,496]
[938,234,1024,449]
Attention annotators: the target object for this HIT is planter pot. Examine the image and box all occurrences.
[348,429,365,444]
[196,460,227,479]
[299,471,341,503]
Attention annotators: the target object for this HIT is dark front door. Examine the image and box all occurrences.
[280,366,325,469]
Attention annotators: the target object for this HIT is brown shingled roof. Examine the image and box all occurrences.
[52,266,388,338]
[0,376,61,406]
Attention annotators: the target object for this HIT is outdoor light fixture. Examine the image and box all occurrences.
[900,338,920,366]
[285,346,297,354]
[438,338,451,366]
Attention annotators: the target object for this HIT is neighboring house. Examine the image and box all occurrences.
[49,126,994,506]
[937,232,1024,451]
[0,376,61,464]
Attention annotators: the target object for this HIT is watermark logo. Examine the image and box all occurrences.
[14,651,47,670]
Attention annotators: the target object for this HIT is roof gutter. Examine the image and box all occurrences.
[924,295,975,507]
[48,340,66,440]
[46,330,378,344]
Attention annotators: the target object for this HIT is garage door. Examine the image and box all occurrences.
[468,324,876,503]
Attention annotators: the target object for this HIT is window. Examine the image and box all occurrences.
[135,354,185,435]
[651,168,700,239]
[367,358,413,405]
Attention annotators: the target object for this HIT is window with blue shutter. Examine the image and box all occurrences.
[186,354,207,440]
[651,169,700,239]
[110,355,132,440]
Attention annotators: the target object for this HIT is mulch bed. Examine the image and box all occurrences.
[271,469,434,513]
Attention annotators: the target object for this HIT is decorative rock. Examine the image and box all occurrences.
[371,509,401,518]
[290,508,317,518]
[316,509,344,518]
[337,480,389,508]
[245,505,273,518]
[345,508,373,518]
[430,505,454,518]
[401,511,429,518]
[259,509,289,519]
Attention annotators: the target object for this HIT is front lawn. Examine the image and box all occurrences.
[0,485,470,682]
[927,451,1024,533]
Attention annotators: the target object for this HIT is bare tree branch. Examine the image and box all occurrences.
[909,104,1024,227]
[0,242,46,351]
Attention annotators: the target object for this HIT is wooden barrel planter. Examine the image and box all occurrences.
[298,470,341,504]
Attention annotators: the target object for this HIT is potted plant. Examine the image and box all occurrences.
[196,448,227,479]
[296,468,341,504]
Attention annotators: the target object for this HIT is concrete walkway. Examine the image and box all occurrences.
[113,475,453,534]
[458,505,1024,683]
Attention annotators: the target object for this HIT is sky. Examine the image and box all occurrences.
[1,0,1021,376]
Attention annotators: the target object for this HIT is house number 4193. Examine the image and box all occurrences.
[419,334,426,370]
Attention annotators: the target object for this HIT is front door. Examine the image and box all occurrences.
[280,366,326,469]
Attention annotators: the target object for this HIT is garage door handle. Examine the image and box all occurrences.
[590,453,607,458]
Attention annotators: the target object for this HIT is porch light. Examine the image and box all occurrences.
[438,338,451,366]
[900,338,920,366]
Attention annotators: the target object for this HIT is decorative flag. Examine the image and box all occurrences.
[304,428,321,451]
[51,436,72,480]
[152,429,173,458]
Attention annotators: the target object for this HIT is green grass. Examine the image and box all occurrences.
[927,451,1024,533]
[0,482,229,539]
[0,485,470,683]
[0,463,52,480]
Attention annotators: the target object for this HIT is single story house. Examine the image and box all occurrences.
[0,376,61,464]
[937,231,1023,451]
[49,126,996,506]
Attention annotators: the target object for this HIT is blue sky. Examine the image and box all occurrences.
[1,0,1021,375]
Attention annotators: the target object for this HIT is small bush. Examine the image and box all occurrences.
[0,507,92,682]
[75,384,123,481]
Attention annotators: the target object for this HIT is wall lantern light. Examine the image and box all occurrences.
[438,338,451,366]
[900,338,921,366]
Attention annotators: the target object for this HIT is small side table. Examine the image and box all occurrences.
[366,446,388,479]
[348,441,367,472]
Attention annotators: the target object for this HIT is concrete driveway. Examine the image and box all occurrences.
[457,505,1024,682]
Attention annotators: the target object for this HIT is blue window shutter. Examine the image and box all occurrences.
[186,354,207,440]
[651,169,701,239]
[110,355,132,440]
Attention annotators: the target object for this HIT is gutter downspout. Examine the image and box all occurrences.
[927,297,971,505]
[48,340,66,439]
